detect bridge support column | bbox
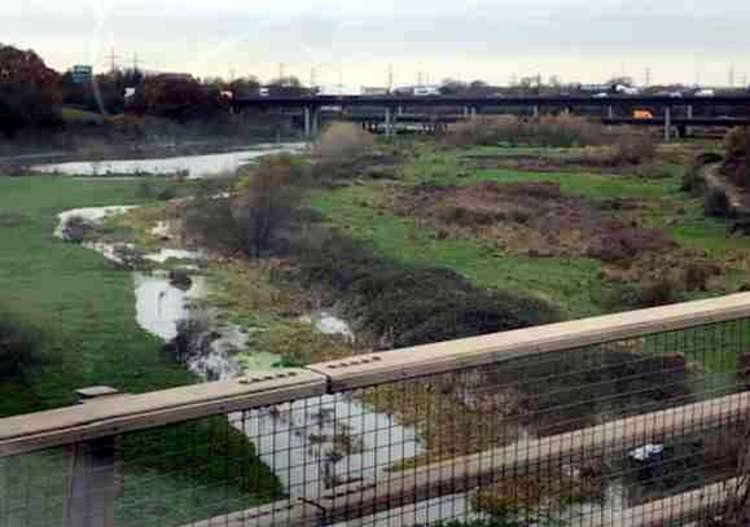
[304,106,312,138]
[398,105,404,116]
[686,105,694,137]
[607,105,614,119]
[470,106,477,120]
[463,105,469,118]
[311,107,320,136]
[664,106,672,142]
[385,106,394,138]
[532,105,540,119]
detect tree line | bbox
[0,43,312,138]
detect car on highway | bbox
[695,89,715,97]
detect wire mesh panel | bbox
[3,310,750,526]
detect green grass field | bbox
[311,143,750,321]
[0,176,187,414]
[0,176,281,525]
[311,184,617,319]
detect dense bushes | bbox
[289,231,559,348]
[613,134,656,164]
[704,187,731,217]
[445,115,606,148]
[0,319,42,380]
[681,152,723,195]
[183,154,305,257]
[313,122,375,179]
[721,127,750,187]
[315,122,374,162]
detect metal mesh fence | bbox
[2,317,750,526]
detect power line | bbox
[107,47,120,74]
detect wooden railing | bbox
[3,293,750,526]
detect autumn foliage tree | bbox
[0,44,62,137]
[232,155,305,257]
[134,74,219,122]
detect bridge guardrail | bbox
[3,294,750,526]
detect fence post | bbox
[64,387,124,527]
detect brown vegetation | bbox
[313,122,376,178]
[445,115,606,148]
[721,127,750,188]
[183,154,305,257]
[388,180,674,263]
[288,228,558,349]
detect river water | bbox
[52,200,455,522]
[33,142,307,179]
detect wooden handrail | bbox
[584,478,743,527]
[2,293,750,457]
[311,293,750,390]
[0,370,326,457]
[183,391,750,527]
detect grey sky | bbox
[3,0,749,86]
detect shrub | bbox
[586,227,674,263]
[721,127,750,187]
[232,154,305,257]
[704,186,731,217]
[184,155,306,257]
[639,274,680,307]
[681,152,723,194]
[613,134,656,165]
[290,230,559,348]
[183,189,244,254]
[445,115,605,148]
[0,319,43,380]
[314,122,375,173]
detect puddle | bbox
[34,143,307,179]
[132,272,205,341]
[54,206,138,239]
[301,311,356,342]
[143,248,205,265]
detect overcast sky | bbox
[3,0,750,87]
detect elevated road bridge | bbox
[232,95,750,140]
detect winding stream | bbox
[52,202,450,521]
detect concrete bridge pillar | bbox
[311,107,320,136]
[304,106,312,138]
[385,106,395,138]
[686,105,694,137]
[532,105,540,119]
[470,106,477,119]
[664,106,672,142]
[607,105,614,119]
